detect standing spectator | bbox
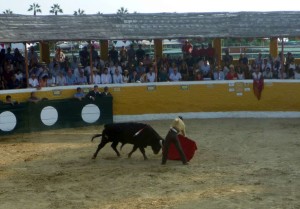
[181,40,192,60]
[119,46,128,63]
[223,49,233,67]
[135,44,145,63]
[4,95,18,106]
[27,46,39,67]
[108,46,119,64]
[79,46,89,67]
[127,44,136,66]
[205,43,216,66]
[86,85,102,101]
[102,86,112,96]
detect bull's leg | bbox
[139,147,148,160]
[111,141,121,157]
[128,145,138,158]
[92,141,107,159]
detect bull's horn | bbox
[159,140,163,147]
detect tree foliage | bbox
[28,3,42,16]
[49,4,63,15]
[74,9,85,16]
[3,9,13,14]
[117,7,128,14]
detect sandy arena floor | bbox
[0,118,299,209]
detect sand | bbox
[0,118,299,209]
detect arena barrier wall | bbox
[1,80,300,134]
[0,96,113,135]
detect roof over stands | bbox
[1,11,300,43]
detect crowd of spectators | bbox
[1,41,300,91]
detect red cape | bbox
[167,135,197,161]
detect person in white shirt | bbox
[101,68,112,84]
[90,68,101,84]
[113,68,123,84]
[146,67,156,82]
[213,66,225,80]
[28,74,39,88]
[169,68,182,81]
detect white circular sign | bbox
[81,104,100,123]
[0,111,17,131]
[40,106,58,126]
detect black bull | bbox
[91,122,164,160]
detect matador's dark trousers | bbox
[161,129,188,165]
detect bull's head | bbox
[152,139,164,154]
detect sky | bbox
[1,0,300,15]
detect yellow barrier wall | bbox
[1,81,300,115]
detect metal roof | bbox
[1,11,300,43]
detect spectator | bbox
[127,44,136,65]
[222,49,233,67]
[129,70,140,83]
[136,44,145,63]
[102,86,112,96]
[4,95,18,106]
[86,85,102,101]
[181,40,192,60]
[28,91,47,103]
[56,71,67,86]
[263,67,273,79]
[200,60,211,79]
[119,46,128,63]
[65,68,77,85]
[158,65,168,82]
[226,64,238,80]
[74,87,85,101]
[101,67,112,84]
[90,68,101,85]
[113,68,123,84]
[76,69,88,85]
[28,73,40,88]
[108,46,119,64]
[146,66,156,82]
[122,69,130,83]
[27,46,39,67]
[79,46,89,67]
[169,68,182,81]
[213,66,225,80]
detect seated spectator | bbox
[113,68,123,84]
[56,71,67,86]
[7,74,21,89]
[294,66,300,79]
[236,66,245,80]
[101,67,112,84]
[4,95,19,106]
[226,64,238,80]
[74,87,85,101]
[102,86,112,96]
[76,69,88,85]
[90,68,101,85]
[169,68,182,81]
[158,65,168,82]
[39,75,48,88]
[28,73,40,88]
[129,70,140,83]
[65,68,77,85]
[194,70,203,81]
[86,85,102,101]
[123,69,130,83]
[213,66,225,80]
[146,67,156,82]
[263,67,273,79]
[200,60,211,79]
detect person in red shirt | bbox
[226,64,238,80]
[181,40,192,60]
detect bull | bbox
[91,122,164,160]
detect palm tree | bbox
[28,3,42,16]
[74,9,85,16]
[97,11,103,15]
[3,9,13,14]
[49,4,63,15]
[117,7,128,14]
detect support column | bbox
[213,38,222,66]
[100,40,109,62]
[39,41,50,63]
[154,39,163,61]
[269,37,278,58]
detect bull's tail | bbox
[91,134,102,142]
